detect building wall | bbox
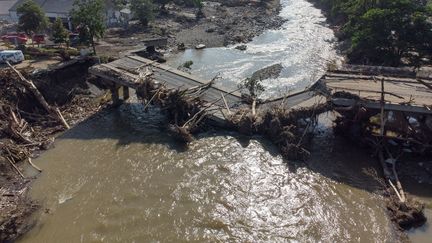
[8,9,126,29]
[0,15,12,22]
[9,11,18,22]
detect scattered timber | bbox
[6,61,70,129]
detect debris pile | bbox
[386,193,427,230]
[0,60,108,242]
[0,68,62,150]
[228,103,330,161]
[331,90,431,230]
[333,93,432,154]
[136,71,214,143]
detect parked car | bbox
[0,50,25,64]
[1,33,28,45]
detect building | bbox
[0,0,19,21]
[9,0,75,28]
[8,0,127,29]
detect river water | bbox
[19,0,430,242]
[166,0,341,99]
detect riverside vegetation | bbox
[312,0,432,66]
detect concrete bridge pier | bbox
[123,86,130,101]
[110,85,130,106]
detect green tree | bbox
[182,0,202,7]
[52,18,69,46]
[70,0,106,55]
[155,0,171,10]
[16,0,48,43]
[346,0,432,65]
[313,0,432,66]
[131,0,155,26]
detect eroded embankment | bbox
[0,58,110,242]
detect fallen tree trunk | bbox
[6,61,70,129]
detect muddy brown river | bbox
[18,0,431,241]
[21,106,401,242]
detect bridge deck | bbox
[89,55,325,125]
[89,55,248,124]
[323,69,432,115]
[89,55,243,107]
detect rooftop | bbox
[9,0,74,14]
[0,0,19,16]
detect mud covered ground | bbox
[97,0,283,57]
[0,58,111,242]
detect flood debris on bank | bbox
[0,58,109,242]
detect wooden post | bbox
[123,86,130,101]
[380,78,385,136]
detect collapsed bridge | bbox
[89,55,327,125]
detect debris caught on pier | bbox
[136,70,215,143]
[326,66,432,230]
[333,98,431,230]
[228,103,330,161]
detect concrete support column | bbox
[123,86,129,101]
[110,85,121,107]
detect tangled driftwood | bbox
[135,70,214,143]
[6,62,69,129]
[332,90,431,230]
[228,103,330,161]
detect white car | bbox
[0,50,25,64]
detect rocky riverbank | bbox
[97,0,283,56]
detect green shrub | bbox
[182,60,193,69]
[66,49,80,56]
[99,55,115,63]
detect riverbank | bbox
[96,0,283,57]
[0,58,110,242]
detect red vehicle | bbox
[1,33,28,45]
[32,34,45,44]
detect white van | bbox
[0,50,25,64]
